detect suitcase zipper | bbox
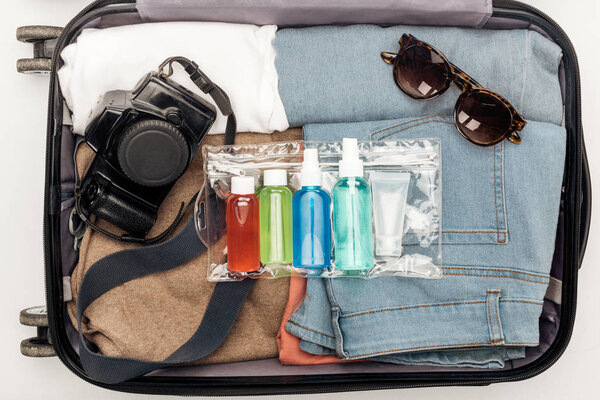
[42,0,586,395]
[42,0,138,387]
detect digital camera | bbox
[78,72,217,237]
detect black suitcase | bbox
[19,0,591,395]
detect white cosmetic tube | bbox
[370,171,411,257]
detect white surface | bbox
[58,22,288,135]
[0,0,598,398]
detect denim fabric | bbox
[287,118,565,367]
[307,116,513,245]
[274,25,563,127]
[298,336,526,369]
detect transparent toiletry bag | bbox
[195,139,442,281]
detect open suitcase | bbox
[18,0,591,395]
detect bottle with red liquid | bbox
[226,176,260,273]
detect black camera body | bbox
[79,72,217,236]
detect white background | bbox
[1,0,598,398]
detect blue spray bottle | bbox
[292,149,332,269]
[333,138,374,271]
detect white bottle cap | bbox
[264,169,288,186]
[300,148,322,186]
[339,138,364,178]
[231,176,255,195]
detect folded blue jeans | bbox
[287,117,565,368]
[274,24,563,127]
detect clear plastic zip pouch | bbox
[195,139,442,281]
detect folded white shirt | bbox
[58,21,289,135]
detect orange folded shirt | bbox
[276,277,348,365]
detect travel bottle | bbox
[226,176,260,273]
[259,169,293,264]
[292,149,332,269]
[370,172,410,257]
[332,138,374,271]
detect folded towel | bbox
[58,22,289,135]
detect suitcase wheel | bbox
[20,306,49,327]
[20,337,56,358]
[16,58,52,75]
[16,25,62,74]
[19,306,56,358]
[16,25,63,43]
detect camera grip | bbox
[80,174,157,237]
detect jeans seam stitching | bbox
[377,120,455,141]
[503,300,543,306]
[488,289,502,342]
[443,273,549,285]
[340,299,544,319]
[340,301,487,319]
[344,342,539,359]
[286,320,335,339]
[325,279,341,311]
[441,266,549,278]
[369,115,452,138]
[520,31,530,112]
[331,309,346,357]
[500,142,508,242]
[494,145,501,242]
[437,352,505,361]
[494,291,504,343]
[487,292,495,341]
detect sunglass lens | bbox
[455,92,513,146]
[394,45,450,99]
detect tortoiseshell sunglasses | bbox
[381,33,526,146]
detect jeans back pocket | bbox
[304,115,508,244]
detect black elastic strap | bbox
[76,217,256,384]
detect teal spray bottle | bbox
[332,138,374,271]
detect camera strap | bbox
[74,56,237,245]
[158,56,237,146]
[75,214,256,384]
[73,58,254,383]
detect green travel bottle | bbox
[333,138,374,271]
[259,169,293,264]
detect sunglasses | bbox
[381,34,526,146]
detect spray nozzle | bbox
[300,148,322,187]
[339,138,364,178]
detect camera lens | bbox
[117,119,190,187]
